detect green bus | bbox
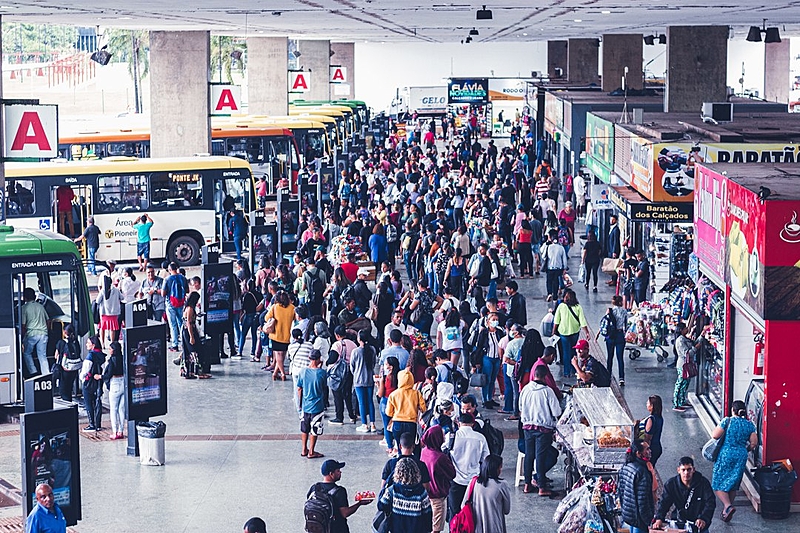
[0,226,92,404]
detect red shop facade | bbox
[694,163,800,503]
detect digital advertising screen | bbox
[448,78,489,105]
[203,262,234,335]
[125,323,168,420]
[20,406,81,526]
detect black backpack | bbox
[477,419,505,456]
[446,364,469,396]
[304,483,339,533]
[599,310,617,340]
[588,357,612,388]
[307,269,326,305]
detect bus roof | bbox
[289,106,345,118]
[217,116,326,130]
[6,156,252,177]
[60,125,293,144]
[0,225,82,258]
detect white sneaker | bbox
[355,424,369,433]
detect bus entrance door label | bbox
[3,104,58,159]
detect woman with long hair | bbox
[350,330,378,433]
[324,267,351,328]
[516,218,534,278]
[712,400,757,522]
[96,275,122,345]
[517,328,545,389]
[436,308,464,368]
[264,290,295,380]
[468,454,511,533]
[182,291,208,379]
[445,247,466,300]
[54,324,82,402]
[80,336,106,432]
[375,356,401,452]
[119,267,138,303]
[638,395,664,466]
[552,289,589,378]
[375,281,395,347]
[239,279,261,362]
[102,341,126,439]
[378,458,433,533]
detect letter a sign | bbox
[289,71,310,93]
[4,104,58,158]
[330,66,347,84]
[210,84,242,116]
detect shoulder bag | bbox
[450,476,478,533]
[702,417,730,462]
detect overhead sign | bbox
[488,78,528,101]
[288,71,310,93]
[585,113,615,183]
[4,103,58,158]
[543,92,563,136]
[409,86,448,114]
[609,185,693,223]
[330,66,347,84]
[591,183,614,210]
[447,78,489,105]
[210,84,242,115]
[694,164,727,282]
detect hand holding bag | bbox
[702,417,730,462]
[449,476,478,533]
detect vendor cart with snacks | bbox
[623,301,671,362]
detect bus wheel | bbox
[169,236,200,266]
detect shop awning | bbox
[609,185,693,223]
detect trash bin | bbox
[753,462,798,519]
[136,421,166,466]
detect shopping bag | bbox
[577,264,586,284]
[601,258,622,273]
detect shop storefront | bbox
[693,163,800,502]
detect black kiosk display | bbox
[300,172,321,221]
[20,405,82,526]
[249,209,278,274]
[277,190,301,256]
[124,322,168,456]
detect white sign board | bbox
[592,184,614,210]
[330,66,347,84]
[488,78,529,101]
[288,71,310,93]
[210,85,242,115]
[408,86,448,114]
[4,104,58,158]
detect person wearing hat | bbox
[352,267,372,317]
[571,339,611,388]
[297,348,328,459]
[74,215,101,276]
[308,459,370,533]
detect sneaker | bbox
[355,424,369,433]
[329,419,344,426]
[172,357,181,366]
[672,406,687,412]
[618,379,625,387]
[369,423,377,433]
[350,418,358,424]
[82,425,97,432]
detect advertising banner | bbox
[20,406,82,526]
[408,86,448,114]
[125,323,168,420]
[701,144,800,165]
[447,78,489,105]
[543,92,563,136]
[725,179,765,317]
[763,199,800,320]
[251,222,278,273]
[585,113,615,183]
[694,165,728,282]
[488,78,527,101]
[592,183,614,210]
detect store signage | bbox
[209,85,241,115]
[447,78,489,105]
[585,113,614,184]
[408,87,448,114]
[488,78,527,101]
[763,199,800,321]
[592,184,614,210]
[702,144,800,164]
[628,202,693,222]
[543,92,563,136]
[330,66,347,83]
[726,178,766,318]
[4,104,58,158]
[288,71,310,93]
[694,165,727,281]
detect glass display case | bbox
[570,388,634,466]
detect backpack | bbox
[341,182,352,197]
[327,357,348,392]
[599,311,618,340]
[167,275,186,309]
[477,419,505,456]
[307,269,326,305]
[386,223,398,243]
[449,366,469,396]
[588,357,612,388]
[557,226,570,247]
[304,483,339,533]
[339,285,355,308]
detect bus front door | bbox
[215,177,252,254]
[51,185,93,244]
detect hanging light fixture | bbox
[469,28,479,36]
[746,19,781,43]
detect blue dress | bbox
[711,416,756,492]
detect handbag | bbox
[682,358,698,379]
[469,372,487,388]
[372,507,390,533]
[449,476,478,533]
[264,317,277,335]
[702,417,730,462]
[601,257,622,273]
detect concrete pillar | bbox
[547,40,568,80]
[247,37,288,115]
[330,42,354,99]
[764,39,790,104]
[149,31,210,157]
[299,40,330,101]
[602,34,643,91]
[568,38,600,85]
[665,26,728,113]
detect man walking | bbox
[74,216,101,276]
[447,413,489,519]
[541,229,567,302]
[520,365,562,496]
[297,349,327,459]
[654,457,715,533]
[25,483,66,533]
[161,262,189,353]
[505,280,527,326]
[133,213,154,272]
[21,288,49,377]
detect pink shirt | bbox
[531,358,563,400]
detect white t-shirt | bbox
[437,320,464,352]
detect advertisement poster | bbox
[700,144,800,165]
[125,324,168,420]
[203,262,234,332]
[252,223,277,269]
[592,184,614,210]
[487,78,527,101]
[447,78,489,105]
[585,113,614,183]
[725,179,765,317]
[763,199,800,320]
[20,406,81,526]
[543,92,563,136]
[694,165,728,282]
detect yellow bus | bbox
[6,156,254,266]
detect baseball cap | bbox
[573,339,590,350]
[321,459,345,475]
[357,267,370,277]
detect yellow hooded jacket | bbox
[386,370,426,423]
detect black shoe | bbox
[329,419,344,426]
[82,425,97,432]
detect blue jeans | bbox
[238,313,258,356]
[605,330,626,380]
[560,333,579,378]
[502,371,519,413]
[487,279,497,301]
[404,251,415,283]
[391,420,417,450]
[379,397,392,447]
[355,386,375,424]
[166,305,183,349]
[233,233,245,260]
[415,313,433,338]
[87,246,98,275]
[481,356,501,404]
[232,312,242,349]
[23,334,49,376]
[629,527,649,533]
[523,428,558,486]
